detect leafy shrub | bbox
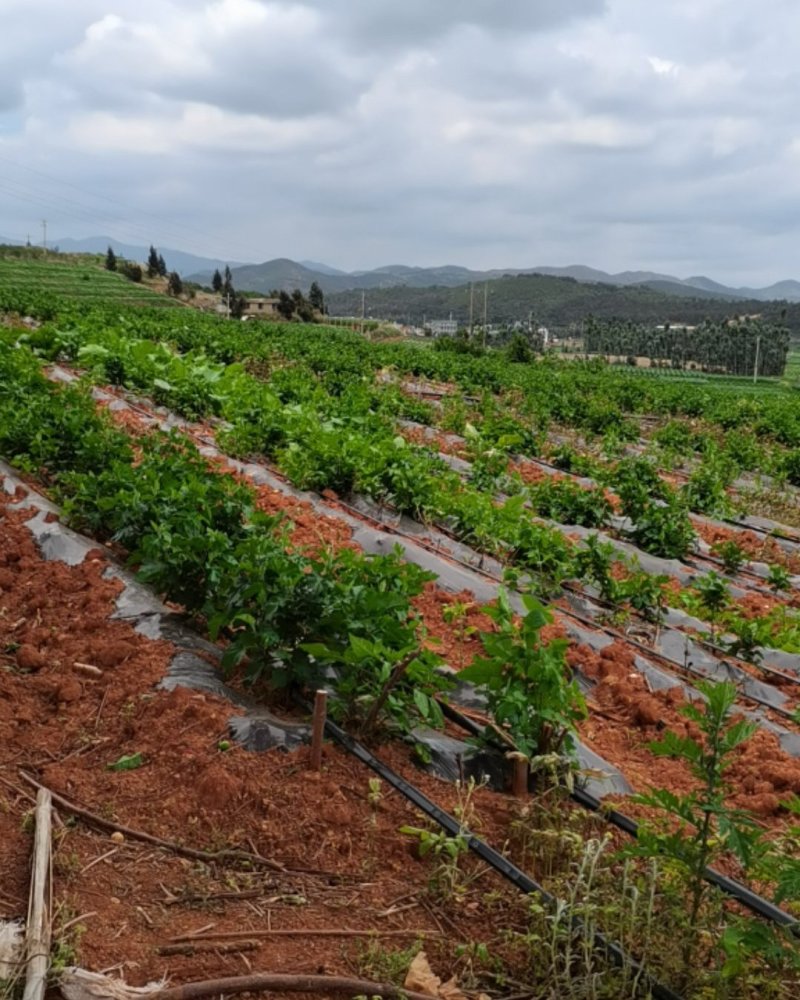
[460,590,586,759]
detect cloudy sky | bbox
[1,0,798,283]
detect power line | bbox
[0,152,266,262]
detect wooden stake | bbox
[508,753,529,799]
[23,787,51,1000]
[310,690,327,771]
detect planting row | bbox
[15,316,800,681]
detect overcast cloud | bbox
[1,0,799,283]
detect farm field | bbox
[2,284,800,998]
[0,250,182,312]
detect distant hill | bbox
[53,237,244,279]
[199,256,800,304]
[638,279,745,301]
[31,237,800,304]
[742,280,800,301]
[325,273,800,335]
[299,260,348,276]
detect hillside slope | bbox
[325,272,800,333]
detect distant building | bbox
[244,297,279,317]
[426,318,459,337]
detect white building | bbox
[426,318,459,336]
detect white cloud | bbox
[0,1,800,283]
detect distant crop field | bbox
[0,254,181,308]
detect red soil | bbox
[0,486,530,992]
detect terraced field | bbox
[2,286,800,999]
[0,251,182,311]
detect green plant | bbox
[460,590,586,761]
[528,477,612,529]
[627,680,762,990]
[767,563,792,594]
[399,824,471,901]
[355,938,423,986]
[573,534,621,604]
[400,779,485,902]
[724,617,765,665]
[509,836,659,1000]
[713,538,747,576]
[617,566,670,626]
[694,571,731,643]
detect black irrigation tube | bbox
[323,716,683,1000]
[437,700,800,934]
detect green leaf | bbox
[107,752,144,772]
[413,688,430,719]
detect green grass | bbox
[785,349,800,381]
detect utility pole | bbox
[753,334,761,384]
[41,220,47,252]
[482,282,488,348]
[468,283,474,339]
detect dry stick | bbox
[150,973,435,1000]
[309,689,327,771]
[22,787,51,1000]
[157,940,260,957]
[18,773,287,874]
[168,928,442,944]
[163,888,264,907]
[360,648,420,737]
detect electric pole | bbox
[482,282,488,348]
[41,220,47,251]
[753,334,761,383]
[468,283,474,339]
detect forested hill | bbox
[325,273,800,335]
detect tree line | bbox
[105,244,185,298]
[582,315,791,376]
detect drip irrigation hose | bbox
[323,717,682,1000]
[58,377,798,929]
[437,700,800,934]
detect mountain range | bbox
[190,257,800,303]
[4,234,800,303]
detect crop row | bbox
[13,310,800,673]
[6,296,800,990]
[0,340,455,737]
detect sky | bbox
[1,0,799,284]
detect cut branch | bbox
[153,973,436,1000]
[168,928,442,943]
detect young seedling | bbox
[767,562,792,594]
[694,570,731,644]
[627,680,761,990]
